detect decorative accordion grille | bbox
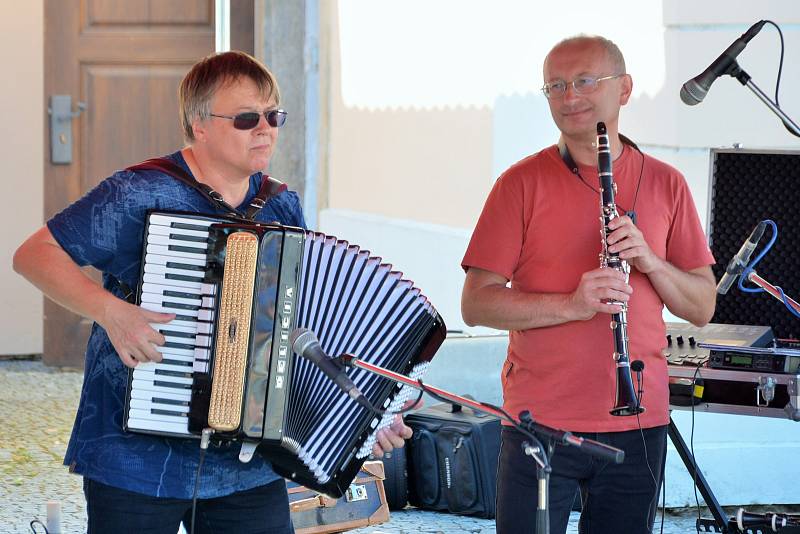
[288,232,439,483]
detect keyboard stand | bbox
[667,416,730,532]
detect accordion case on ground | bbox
[123,211,446,496]
[287,460,389,534]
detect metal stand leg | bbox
[668,416,730,531]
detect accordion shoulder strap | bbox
[245,174,288,220]
[126,156,287,221]
[112,157,289,304]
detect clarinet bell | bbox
[733,508,797,532]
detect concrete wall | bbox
[0,2,43,355]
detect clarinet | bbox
[596,121,644,416]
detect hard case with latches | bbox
[286,460,390,533]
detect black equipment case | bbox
[374,446,409,510]
[405,401,501,518]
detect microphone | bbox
[680,20,766,105]
[519,411,625,463]
[631,360,645,408]
[717,221,768,295]
[290,328,365,402]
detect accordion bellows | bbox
[124,211,446,497]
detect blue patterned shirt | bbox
[47,151,306,498]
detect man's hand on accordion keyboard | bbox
[371,413,413,458]
[370,398,422,457]
[100,298,175,368]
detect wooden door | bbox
[43,0,221,367]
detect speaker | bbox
[708,148,800,339]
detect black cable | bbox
[660,459,666,534]
[420,379,550,468]
[357,382,425,417]
[760,19,796,137]
[763,20,784,107]
[572,144,645,219]
[690,365,701,534]
[631,148,645,219]
[29,520,49,534]
[352,375,549,468]
[634,366,659,534]
[188,429,213,534]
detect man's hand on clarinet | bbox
[568,267,632,320]
[607,215,662,274]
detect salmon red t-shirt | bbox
[462,144,715,432]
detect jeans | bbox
[83,478,294,534]
[496,425,667,534]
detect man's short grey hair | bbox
[547,35,627,75]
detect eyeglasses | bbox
[541,74,623,99]
[209,109,287,130]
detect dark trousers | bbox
[83,478,294,534]
[496,425,667,534]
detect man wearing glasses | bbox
[14,51,410,533]
[461,36,716,533]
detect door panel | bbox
[86,0,212,25]
[44,0,217,366]
[82,64,192,189]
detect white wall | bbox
[323,0,800,509]
[325,0,800,335]
[0,2,43,355]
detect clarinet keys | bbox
[596,121,644,417]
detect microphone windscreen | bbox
[290,328,314,353]
[680,82,703,106]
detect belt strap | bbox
[126,157,287,220]
[110,157,289,303]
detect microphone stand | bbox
[335,353,626,534]
[740,268,800,422]
[519,411,554,534]
[727,60,800,137]
[742,269,800,316]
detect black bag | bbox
[405,401,500,518]
[375,446,409,510]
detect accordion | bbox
[123,211,446,496]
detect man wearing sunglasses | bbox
[461,36,716,533]
[14,50,411,533]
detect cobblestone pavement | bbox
[0,359,783,534]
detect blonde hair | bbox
[179,50,280,142]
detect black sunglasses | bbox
[209,109,287,130]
